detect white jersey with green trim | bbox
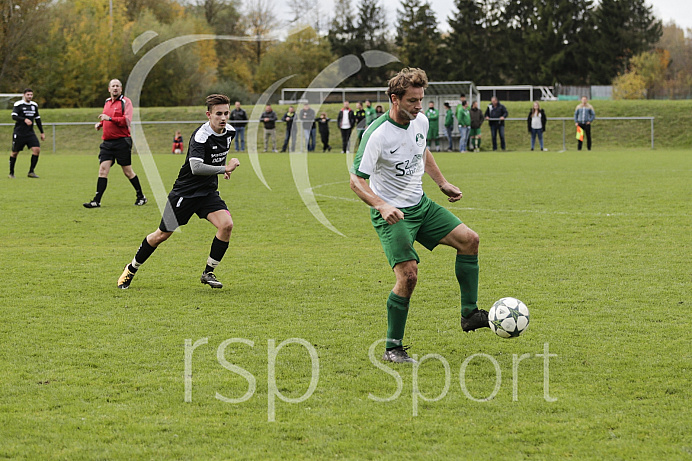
[351,112,429,208]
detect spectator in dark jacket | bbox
[230,101,248,152]
[281,106,296,152]
[316,112,331,152]
[469,101,484,152]
[484,97,509,151]
[260,104,278,152]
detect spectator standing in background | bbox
[260,104,278,152]
[354,101,367,151]
[316,112,331,152]
[484,97,508,151]
[443,102,454,151]
[364,100,378,127]
[337,101,355,153]
[300,103,316,152]
[281,106,296,152]
[527,102,547,151]
[172,130,184,154]
[426,101,440,152]
[456,100,471,152]
[574,96,595,151]
[230,101,248,152]
[468,101,484,152]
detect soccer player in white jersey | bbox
[350,68,488,364]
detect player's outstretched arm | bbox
[349,173,404,224]
[424,148,462,202]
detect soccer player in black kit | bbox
[10,88,45,178]
[117,94,240,289]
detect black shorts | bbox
[98,137,132,166]
[12,133,40,152]
[159,192,229,232]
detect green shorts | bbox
[469,128,481,137]
[370,194,462,268]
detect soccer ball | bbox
[488,297,530,338]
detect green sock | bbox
[470,138,475,149]
[456,254,479,317]
[386,291,410,349]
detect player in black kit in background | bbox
[117,94,240,289]
[10,89,45,178]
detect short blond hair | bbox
[386,68,428,101]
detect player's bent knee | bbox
[468,229,480,249]
[405,270,417,288]
[222,221,233,235]
[395,261,418,293]
[461,229,479,254]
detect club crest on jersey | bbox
[415,133,424,147]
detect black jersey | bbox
[12,100,43,137]
[170,122,235,198]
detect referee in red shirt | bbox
[83,79,147,208]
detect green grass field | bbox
[1,146,690,459]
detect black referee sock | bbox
[129,175,143,198]
[205,237,229,273]
[130,237,157,272]
[29,154,39,173]
[9,156,16,175]
[94,177,107,203]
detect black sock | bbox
[205,237,229,273]
[94,177,108,203]
[130,237,157,272]
[29,154,39,173]
[129,175,143,198]
[9,156,16,175]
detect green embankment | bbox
[1,100,690,154]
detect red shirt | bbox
[98,95,133,140]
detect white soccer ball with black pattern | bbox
[488,297,530,338]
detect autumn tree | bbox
[255,27,336,91]
[0,0,51,93]
[244,0,280,69]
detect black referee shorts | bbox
[99,137,133,166]
[159,192,229,232]
[12,133,40,152]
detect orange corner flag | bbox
[576,126,584,141]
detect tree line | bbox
[0,0,688,108]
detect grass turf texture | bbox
[1,147,690,459]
